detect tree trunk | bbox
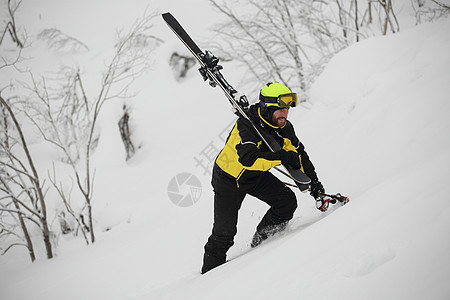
[88,203,95,243]
[0,95,53,259]
[14,202,36,262]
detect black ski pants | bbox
[202,166,297,273]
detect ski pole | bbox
[283,181,349,204]
[319,192,349,204]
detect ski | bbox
[162,12,310,191]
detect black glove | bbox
[309,179,325,199]
[278,150,301,170]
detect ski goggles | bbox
[260,93,298,108]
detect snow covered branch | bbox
[19,11,161,245]
[0,0,25,48]
[0,94,52,262]
[208,0,407,100]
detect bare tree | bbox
[1,0,27,72]
[0,0,24,48]
[1,7,160,262]
[48,164,90,245]
[0,0,53,262]
[209,0,312,100]
[0,170,36,262]
[377,0,400,34]
[208,0,365,100]
[0,99,35,261]
[208,0,404,100]
[22,12,161,244]
[411,0,450,24]
[0,93,53,260]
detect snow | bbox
[1,1,450,300]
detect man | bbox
[201,82,325,274]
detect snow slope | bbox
[1,1,450,300]
[137,18,450,300]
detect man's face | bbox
[272,108,289,127]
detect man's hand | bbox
[310,180,328,212]
[310,180,325,199]
[278,150,301,169]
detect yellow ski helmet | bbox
[259,82,298,109]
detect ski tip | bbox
[162,12,173,21]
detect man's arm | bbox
[235,117,280,168]
[281,122,319,181]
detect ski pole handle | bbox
[319,192,349,204]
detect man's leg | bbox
[201,189,245,274]
[249,172,297,247]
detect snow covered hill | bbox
[135,18,450,300]
[1,1,450,300]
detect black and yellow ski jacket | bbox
[213,104,318,190]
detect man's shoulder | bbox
[235,105,263,142]
[237,104,259,125]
